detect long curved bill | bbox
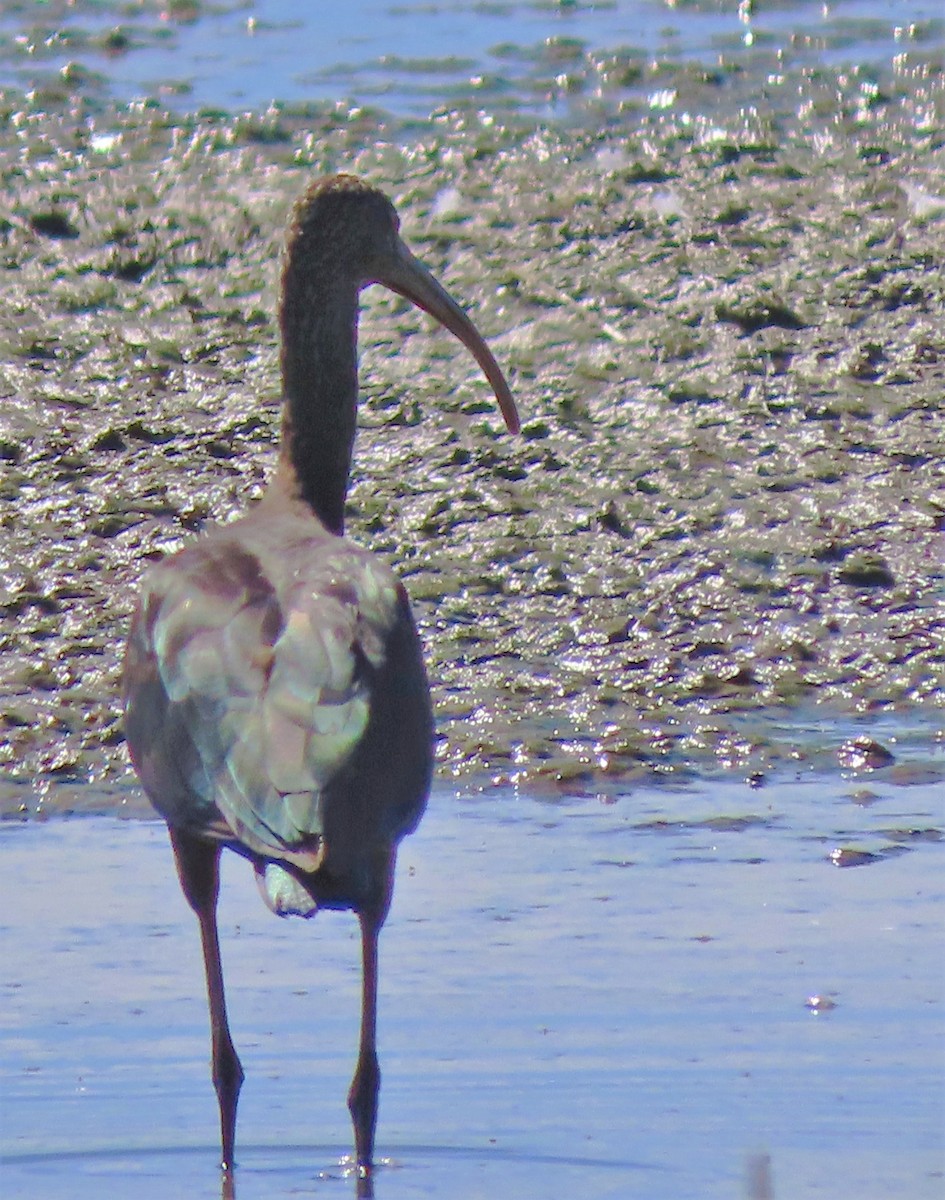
[376,240,520,435]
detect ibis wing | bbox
[123,524,403,868]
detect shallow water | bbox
[0,0,942,115]
[3,773,943,1198]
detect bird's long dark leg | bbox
[348,903,386,1195]
[347,848,396,1188]
[170,828,245,1174]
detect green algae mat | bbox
[0,52,943,814]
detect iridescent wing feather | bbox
[123,512,404,873]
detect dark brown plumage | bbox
[123,174,518,1192]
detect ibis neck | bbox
[278,277,360,536]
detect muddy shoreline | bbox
[0,48,943,815]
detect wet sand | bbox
[3,772,943,1198]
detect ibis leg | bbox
[348,909,383,1193]
[170,829,245,1173]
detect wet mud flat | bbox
[0,43,944,811]
[2,769,943,1200]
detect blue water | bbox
[2,771,943,1199]
[1,0,942,115]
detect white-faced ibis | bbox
[123,174,519,1190]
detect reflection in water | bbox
[746,1153,774,1199]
